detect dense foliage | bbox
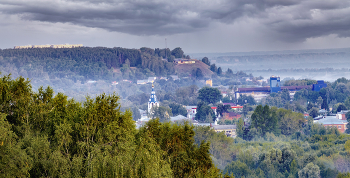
[0,47,177,81]
[0,74,227,177]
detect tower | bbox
[148,83,159,113]
[270,76,281,93]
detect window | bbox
[338,126,342,129]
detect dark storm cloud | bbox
[1,0,350,41]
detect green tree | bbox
[224,161,251,178]
[217,67,222,76]
[210,64,217,73]
[171,47,184,58]
[226,68,233,77]
[192,68,203,79]
[150,106,172,122]
[277,108,304,136]
[144,119,221,177]
[317,96,323,108]
[169,103,187,117]
[0,113,31,177]
[344,96,350,109]
[131,106,141,120]
[202,57,210,66]
[309,107,319,118]
[198,87,222,104]
[298,162,320,178]
[216,104,231,117]
[337,104,347,112]
[281,89,291,102]
[250,105,279,136]
[195,102,216,122]
[338,173,350,178]
[321,99,329,110]
[307,102,314,110]
[237,94,256,105]
[237,118,244,138]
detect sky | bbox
[1,0,350,53]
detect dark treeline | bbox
[0,73,233,177]
[0,47,184,81]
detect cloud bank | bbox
[1,0,350,42]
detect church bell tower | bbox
[148,83,159,113]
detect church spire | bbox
[148,82,159,113]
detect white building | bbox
[148,83,159,113]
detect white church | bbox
[148,83,159,113]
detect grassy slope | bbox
[174,59,213,77]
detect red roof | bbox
[193,106,243,110]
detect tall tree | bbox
[237,118,244,138]
[195,102,216,122]
[198,87,222,104]
[210,64,217,73]
[202,57,210,66]
[217,67,222,76]
[250,105,279,136]
[171,47,184,58]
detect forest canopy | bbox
[0,73,227,177]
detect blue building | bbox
[313,80,327,91]
[235,76,327,102]
[270,76,281,93]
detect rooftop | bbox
[314,116,348,125]
[211,125,237,130]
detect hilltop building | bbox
[14,44,83,49]
[235,76,327,102]
[148,83,159,113]
[173,58,195,64]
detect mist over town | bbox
[1,0,350,177]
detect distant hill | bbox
[0,47,190,81]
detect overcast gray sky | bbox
[1,0,350,53]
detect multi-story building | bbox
[336,110,349,120]
[314,116,348,133]
[14,44,83,49]
[235,76,327,102]
[210,124,237,137]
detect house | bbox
[187,105,244,119]
[211,124,237,137]
[221,91,228,97]
[206,80,212,87]
[186,106,197,119]
[336,110,349,120]
[319,109,327,115]
[174,58,195,64]
[222,112,241,120]
[159,77,167,80]
[170,115,192,123]
[137,80,148,85]
[170,75,179,80]
[148,77,157,83]
[314,116,348,133]
[303,113,309,119]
